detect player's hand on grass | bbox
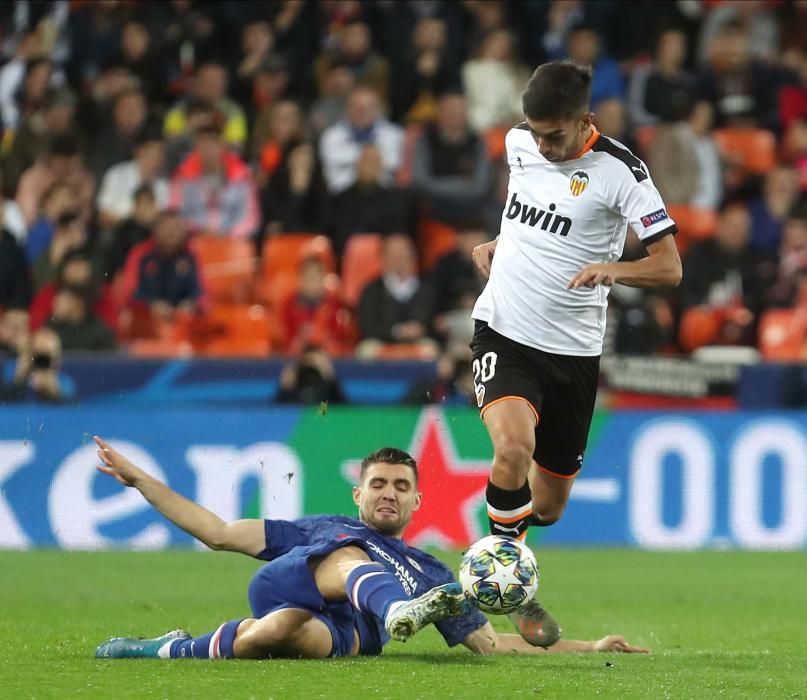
[472,239,498,279]
[568,263,618,289]
[593,635,649,654]
[95,436,146,487]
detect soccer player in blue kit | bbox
[93,436,646,659]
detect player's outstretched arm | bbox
[462,623,649,655]
[568,234,681,290]
[94,435,266,556]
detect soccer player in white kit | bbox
[471,61,682,541]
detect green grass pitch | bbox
[1,549,805,699]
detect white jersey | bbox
[472,125,677,356]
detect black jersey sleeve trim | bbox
[592,135,648,182]
[642,224,678,246]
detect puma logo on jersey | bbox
[505,192,572,237]
[492,522,522,536]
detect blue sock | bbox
[167,619,244,659]
[346,563,409,622]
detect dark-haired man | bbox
[471,61,682,541]
[93,439,646,659]
[16,134,95,226]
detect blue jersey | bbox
[256,515,487,648]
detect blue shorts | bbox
[247,545,382,658]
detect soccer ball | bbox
[459,535,539,614]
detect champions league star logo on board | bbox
[570,170,589,196]
[404,411,489,547]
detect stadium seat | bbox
[666,205,718,252]
[258,234,335,305]
[483,126,509,162]
[263,270,299,313]
[678,306,723,352]
[342,234,383,307]
[758,308,807,361]
[120,305,194,343]
[374,343,439,360]
[192,303,271,357]
[200,336,272,357]
[713,128,777,175]
[262,234,335,276]
[419,219,458,271]
[190,235,257,303]
[128,338,194,358]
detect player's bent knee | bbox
[494,441,533,475]
[235,613,305,658]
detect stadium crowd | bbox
[1,0,807,400]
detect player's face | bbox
[353,463,421,537]
[525,113,593,162]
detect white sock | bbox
[156,640,175,659]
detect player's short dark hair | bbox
[360,448,418,482]
[521,60,593,121]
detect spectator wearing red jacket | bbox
[169,120,260,239]
[29,251,117,332]
[281,256,352,355]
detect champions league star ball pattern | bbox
[459,535,539,614]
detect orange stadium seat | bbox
[678,306,723,352]
[262,234,336,277]
[128,338,194,358]
[483,126,509,162]
[374,343,439,360]
[200,336,271,357]
[713,128,777,175]
[758,308,807,361]
[263,270,299,312]
[666,205,718,253]
[342,234,383,307]
[120,305,194,343]
[258,234,335,305]
[190,235,256,303]
[192,303,271,357]
[418,219,458,271]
